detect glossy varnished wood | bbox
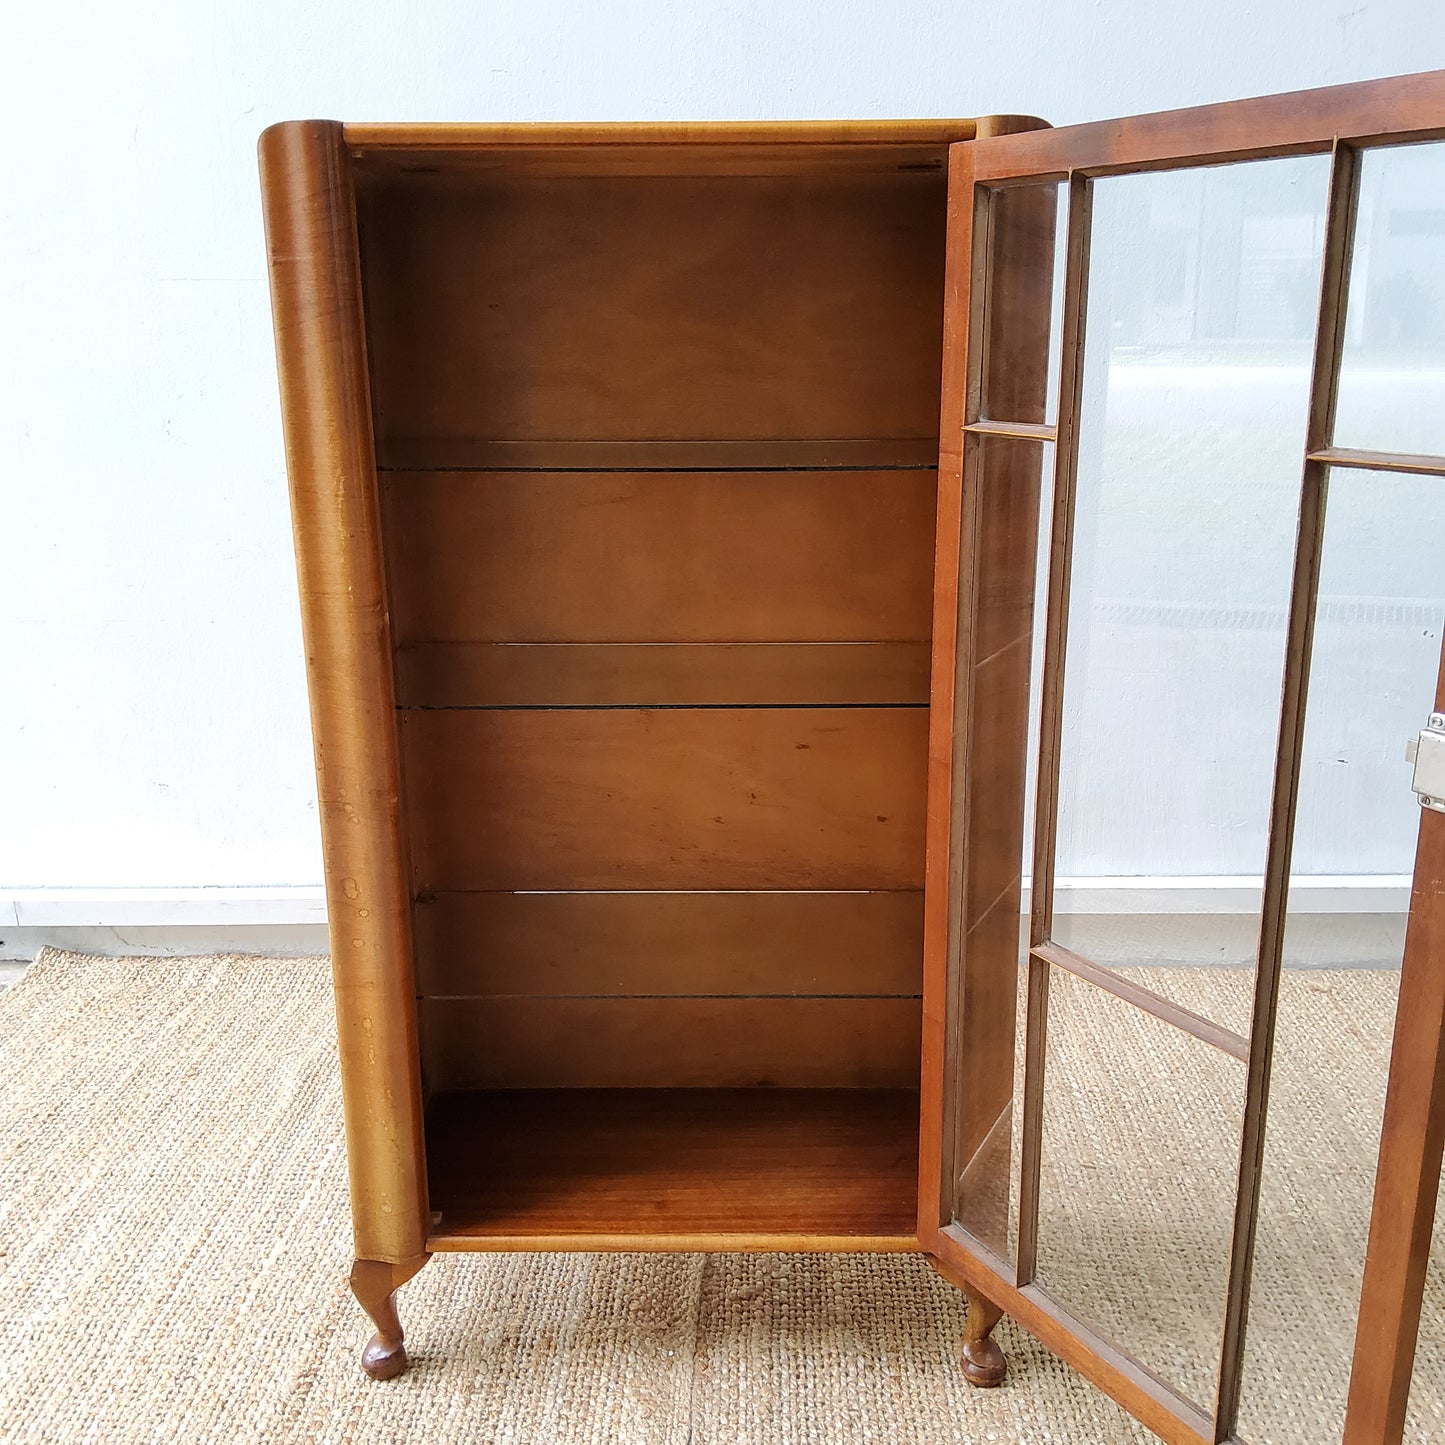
[1343,656,1445,1442]
[1214,139,1362,1436]
[393,642,931,708]
[921,70,1445,1445]
[412,889,922,998]
[962,1293,1008,1387]
[399,706,928,892]
[1031,941,1250,1063]
[969,69,1445,181]
[258,120,429,1265]
[917,145,1055,1260]
[266,86,1445,1427]
[927,1247,1215,1445]
[373,436,939,471]
[357,171,948,458]
[379,469,936,646]
[345,119,984,147]
[419,996,923,1089]
[1308,445,1445,479]
[350,1254,430,1380]
[425,1088,919,1249]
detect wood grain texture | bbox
[394,642,931,708]
[926,1248,1215,1445]
[979,183,1059,425]
[419,996,923,1089]
[1014,173,1093,1299]
[923,73,1445,1445]
[1215,142,1363,1436]
[357,173,947,456]
[1343,658,1445,1443]
[352,143,955,181]
[258,119,430,1265]
[971,68,1445,181]
[374,437,938,471]
[425,1088,920,1247]
[380,470,936,645]
[400,706,928,891]
[345,119,980,147]
[343,124,982,188]
[412,889,923,998]
[1031,942,1249,1062]
[1308,445,1445,478]
[917,154,1054,1252]
[918,140,979,1242]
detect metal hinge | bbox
[1406,712,1445,814]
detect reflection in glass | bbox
[952,439,1055,1266]
[979,182,1064,427]
[1334,142,1445,458]
[1045,183,1068,424]
[1035,966,1244,1410]
[1049,154,1332,1041]
[1237,469,1445,1444]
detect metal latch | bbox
[1406,712,1445,814]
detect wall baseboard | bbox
[0,877,1416,962]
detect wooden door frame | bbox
[919,69,1445,1445]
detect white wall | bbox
[2,0,1444,899]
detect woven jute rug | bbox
[0,949,1438,1444]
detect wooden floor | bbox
[425,1087,920,1252]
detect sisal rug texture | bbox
[0,948,1437,1443]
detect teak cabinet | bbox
[261,71,1445,1445]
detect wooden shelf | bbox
[425,1087,919,1252]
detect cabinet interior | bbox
[353,141,950,1245]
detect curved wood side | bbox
[258,119,429,1264]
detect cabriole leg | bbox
[350,1254,430,1380]
[961,1291,1008,1387]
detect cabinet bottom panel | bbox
[425,1087,919,1251]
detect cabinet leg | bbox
[350,1253,430,1380]
[961,1292,1008,1387]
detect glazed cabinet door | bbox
[919,71,1445,1444]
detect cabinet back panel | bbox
[400,706,928,892]
[419,997,922,1089]
[380,470,935,646]
[394,641,930,708]
[357,173,947,459]
[361,156,946,1096]
[413,889,923,997]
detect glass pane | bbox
[1334,141,1445,458]
[1045,185,1068,425]
[978,182,1064,427]
[1237,468,1445,1444]
[951,437,1054,1266]
[1049,154,1333,1042]
[1034,965,1245,1410]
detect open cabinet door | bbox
[919,71,1445,1445]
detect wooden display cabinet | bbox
[261,71,1445,1445]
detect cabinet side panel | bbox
[258,120,429,1264]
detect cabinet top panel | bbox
[328,118,1042,180]
[342,118,987,147]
